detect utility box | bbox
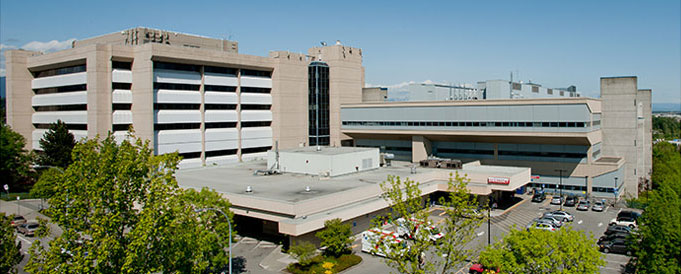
[267,146,380,177]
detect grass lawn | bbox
[287,253,362,274]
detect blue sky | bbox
[1,0,679,103]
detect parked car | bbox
[576,200,591,211]
[592,200,606,212]
[543,210,574,222]
[533,216,563,228]
[617,210,641,220]
[599,238,632,255]
[469,263,500,274]
[17,222,39,237]
[599,232,629,243]
[11,216,26,228]
[605,225,632,235]
[526,220,558,232]
[610,217,637,228]
[532,191,546,202]
[564,196,577,207]
[550,196,564,205]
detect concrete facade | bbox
[600,77,652,198]
[4,27,365,168]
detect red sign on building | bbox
[488,177,510,185]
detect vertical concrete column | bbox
[4,50,36,148]
[199,66,206,166]
[411,135,432,163]
[86,44,113,138]
[131,46,155,146]
[236,69,242,161]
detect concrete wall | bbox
[600,77,648,197]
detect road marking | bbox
[351,244,359,249]
[598,222,603,227]
[439,211,447,216]
[477,231,485,236]
[16,235,32,245]
[577,220,583,225]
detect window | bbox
[241,87,271,93]
[112,83,132,90]
[241,121,271,127]
[205,149,237,157]
[112,61,132,70]
[34,105,87,112]
[204,104,236,110]
[547,89,553,95]
[113,124,132,131]
[154,82,200,91]
[34,84,87,95]
[205,85,236,92]
[532,86,539,93]
[204,66,237,75]
[154,62,200,72]
[560,91,564,96]
[242,146,272,154]
[154,123,200,130]
[177,151,201,159]
[34,123,86,130]
[241,105,271,110]
[241,69,271,78]
[205,122,237,128]
[113,104,132,110]
[512,83,521,90]
[154,103,200,110]
[33,64,86,78]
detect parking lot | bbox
[346,194,634,274]
[3,195,634,274]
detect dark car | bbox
[599,238,632,255]
[564,196,577,207]
[599,232,629,243]
[17,222,39,237]
[11,216,26,228]
[532,191,546,202]
[617,211,641,220]
[605,225,632,235]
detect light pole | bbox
[196,207,232,274]
[554,169,565,211]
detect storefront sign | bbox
[488,176,510,185]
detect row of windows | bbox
[154,62,201,72]
[113,124,132,131]
[154,121,271,130]
[154,82,200,91]
[113,83,132,90]
[241,87,271,93]
[205,66,237,75]
[34,84,87,95]
[113,104,132,111]
[242,146,272,154]
[342,121,591,128]
[593,120,601,126]
[34,123,87,130]
[154,103,200,110]
[498,150,587,159]
[178,151,202,159]
[33,64,86,78]
[206,122,236,128]
[33,105,87,112]
[112,61,132,70]
[242,105,271,110]
[241,69,271,78]
[437,147,494,156]
[205,104,236,110]
[153,62,272,78]
[205,85,236,92]
[205,149,237,157]
[309,137,330,146]
[527,183,588,191]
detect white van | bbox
[361,229,407,257]
[395,217,445,242]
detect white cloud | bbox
[21,38,76,53]
[0,44,17,50]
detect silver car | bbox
[550,196,564,205]
[533,216,562,227]
[543,210,574,222]
[577,200,591,211]
[592,201,606,212]
[526,220,557,232]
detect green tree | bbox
[652,116,681,140]
[37,120,76,168]
[25,134,235,274]
[633,184,681,274]
[372,173,484,274]
[651,142,681,194]
[478,226,604,273]
[316,218,353,257]
[30,168,62,208]
[0,213,24,274]
[0,123,32,189]
[289,241,317,267]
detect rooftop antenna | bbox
[320,41,327,46]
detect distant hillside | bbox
[653,103,681,113]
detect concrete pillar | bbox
[131,46,154,146]
[411,135,432,163]
[86,44,113,138]
[4,50,37,148]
